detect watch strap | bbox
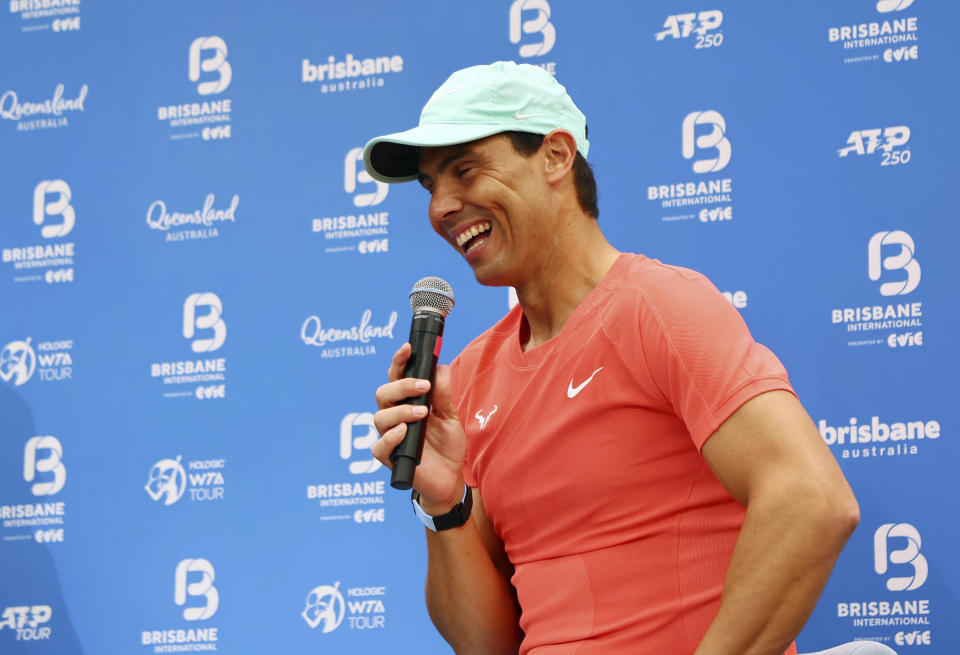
[412,484,472,531]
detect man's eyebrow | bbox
[417,148,472,186]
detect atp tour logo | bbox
[0,338,73,386]
[654,11,723,49]
[146,193,238,243]
[156,37,233,141]
[341,413,382,475]
[826,1,918,65]
[302,583,386,632]
[0,605,53,643]
[646,110,733,225]
[149,294,228,400]
[838,126,911,166]
[312,147,391,254]
[2,180,76,285]
[509,0,557,74]
[0,82,87,132]
[875,523,927,591]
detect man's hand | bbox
[372,343,467,514]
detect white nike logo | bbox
[423,85,462,110]
[514,111,544,120]
[567,367,603,398]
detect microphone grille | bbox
[409,277,454,316]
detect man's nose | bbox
[428,181,464,223]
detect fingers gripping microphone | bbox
[390,277,455,490]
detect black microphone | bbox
[390,277,455,490]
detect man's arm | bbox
[695,390,860,655]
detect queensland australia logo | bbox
[146,456,225,505]
[827,2,918,65]
[654,10,723,49]
[1,437,67,545]
[302,52,404,94]
[0,82,86,132]
[149,293,227,400]
[838,126,910,167]
[9,0,80,35]
[146,193,238,243]
[831,231,924,349]
[301,308,397,359]
[141,559,220,651]
[157,36,232,141]
[647,110,733,225]
[0,338,73,386]
[312,148,390,255]
[3,180,76,285]
[0,605,53,643]
[509,0,556,74]
[302,582,386,632]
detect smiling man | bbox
[363,61,859,655]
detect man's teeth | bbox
[456,222,492,248]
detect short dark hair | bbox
[503,131,599,219]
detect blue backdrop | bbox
[1,1,956,653]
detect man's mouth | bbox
[455,221,492,253]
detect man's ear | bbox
[541,129,578,184]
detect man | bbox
[364,61,859,655]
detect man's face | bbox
[417,134,549,287]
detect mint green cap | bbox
[363,61,589,183]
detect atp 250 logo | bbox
[874,523,927,591]
[655,11,723,49]
[838,126,911,167]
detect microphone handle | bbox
[390,310,445,490]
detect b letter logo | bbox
[509,0,555,57]
[868,231,920,296]
[340,413,382,474]
[33,180,75,238]
[189,37,231,95]
[344,148,387,208]
[874,523,927,591]
[876,0,915,12]
[682,111,730,173]
[175,558,219,621]
[24,436,65,496]
[183,293,226,353]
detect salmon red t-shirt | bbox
[449,253,797,654]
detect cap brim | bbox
[362,123,511,183]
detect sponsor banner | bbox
[721,289,748,310]
[141,559,220,653]
[145,456,226,505]
[819,415,940,461]
[8,0,80,34]
[300,309,397,360]
[301,53,404,95]
[149,294,227,400]
[0,605,53,643]
[302,582,387,633]
[509,0,557,74]
[647,110,734,224]
[146,193,238,243]
[0,83,86,132]
[312,149,390,254]
[829,231,925,350]
[833,523,934,648]
[1,437,67,545]
[654,10,724,49]
[0,337,73,387]
[157,37,233,142]
[305,413,386,524]
[837,126,911,167]
[2,180,77,284]
[826,1,919,65]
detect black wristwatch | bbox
[411,484,473,531]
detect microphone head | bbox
[409,277,455,317]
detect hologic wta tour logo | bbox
[149,293,228,399]
[833,522,934,646]
[826,1,918,65]
[311,148,390,254]
[302,582,387,633]
[8,0,81,35]
[0,437,67,545]
[830,231,925,350]
[654,10,723,49]
[1,338,73,387]
[306,412,386,525]
[145,456,226,505]
[141,559,221,652]
[156,36,233,142]
[0,82,87,132]
[2,180,77,285]
[646,110,734,225]
[146,193,238,243]
[508,0,557,75]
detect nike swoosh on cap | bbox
[514,111,544,120]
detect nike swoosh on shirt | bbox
[567,367,604,398]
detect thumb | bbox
[431,364,457,418]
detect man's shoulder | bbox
[450,304,520,374]
[597,253,720,315]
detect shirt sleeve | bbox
[447,354,479,487]
[633,265,795,451]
